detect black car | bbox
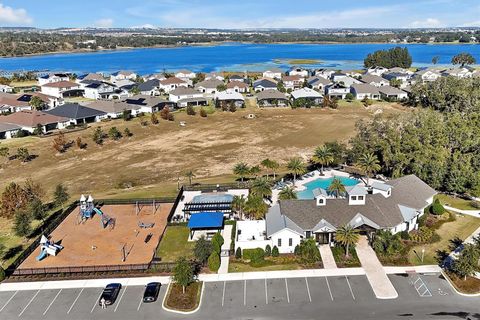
[143,282,161,303]
[99,283,122,306]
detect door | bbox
[315,232,329,244]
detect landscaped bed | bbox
[444,272,480,295]
[156,226,195,262]
[229,254,322,273]
[331,246,361,268]
[164,282,203,312]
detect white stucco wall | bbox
[269,229,302,254]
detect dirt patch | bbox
[164,282,202,312]
[19,203,172,269]
[446,272,480,294]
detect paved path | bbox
[444,205,480,218]
[355,236,398,299]
[318,245,337,269]
[218,225,233,274]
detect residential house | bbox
[110,71,137,83]
[137,79,160,96]
[205,72,225,81]
[38,73,70,86]
[83,81,118,100]
[415,69,441,83]
[17,92,62,109]
[366,66,388,76]
[169,88,207,108]
[288,67,309,78]
[325,83,350,99]
[389,67,413,75]
[41,81,82,99]
[343,70,363,78]
[175,70,196,81]
[226,81,249,93]
[195,79,224,94]
[359,74,389,87]
[441,67,474,79]
[331,73,361,87]
[0,94,31,113]
[77,73,105,82]
[290,88,323,106]
[313,69,335,79]
[215,91,245,108]
[282,75,304,90]
[45,103,106,125]
[144,73,167,81]
[256,90,289,107]
[159,77,188,93]
[0,110,69,133]
[123,95,175,113]
[0,84,13,93]
[87,100,141,119]
[261,175,436,253]
[253,79,277,92]
[382,72,412,88]
[263,68,283,80]
[307,76,331,92]
[228,75,246,83]
[0,122,21,139]
[350,83,381,100]
[379,86,409,100]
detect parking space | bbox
[388,272,456,302]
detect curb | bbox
[162,281,204,314]
[440,269,480,297]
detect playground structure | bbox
[36,235,64,261]
[78,195,116,230]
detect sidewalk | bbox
[444,205,480,218]
[355,236,398,299]
[318,244,337,269]
[218,224,233,274]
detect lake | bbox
[0,42,479,75]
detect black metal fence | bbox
[183,182,249,192]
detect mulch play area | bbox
[19,203,172,269]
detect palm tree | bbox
[356,152,381,186]
[251,177,272,199]
[335,225,359,258]
[261,158,273,179]
[249,165,261,178]
[184,170,196,186]
[244,195,268,220]
[232,195,246,219]
[270,160,280,180]
[233,162,250,182]
[278,187,297,200]
[328,177,346,198]
[312,145,334,175]
[372,230,402,256]
[287,157,306,184]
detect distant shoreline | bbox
[0,40,476,59]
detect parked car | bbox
[143,282,161,303]
[99,283,122,306]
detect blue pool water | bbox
[0,43,478,74]
[296,176,360,200]
[191,193,233,203]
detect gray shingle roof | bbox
[266,204,304,237]
[138,79,160,92]
[371,181,392,192]
[45,103,106,120]
[256,90,286,100]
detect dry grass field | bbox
[0,101,407,200]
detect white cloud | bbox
[94,18,114,28]
[460,20,480,27]
[0,3,32,25]
[409,18,442,28]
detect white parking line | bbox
[345,276,355,300]
[43,289,62,315]
[90,290,103,313]
[136,296,143,312]
[264,278,268,305]
[325,277,333,301]
[18,289,40,317]
[114,286,127,312]
[284,278,290,303]
[0,290,17,313]
[243,280,246,306]
[67,288,84,314]
[305,277,312,302]
[221,281,226,307]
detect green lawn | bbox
[436,194,479,211]
[228,259,302,272]
[408,214,480,265]
[156,226,195,262]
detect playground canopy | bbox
[187,212,224,229]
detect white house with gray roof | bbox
[259,175,436,253]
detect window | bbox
[306,231,311,238]
[278,238,282,247]
[387,190,391,196]
[351,196,357,200]
[289,238,293,246]
[358,196,364,200]
[318,198,324,204]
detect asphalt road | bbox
[0,273,478,320]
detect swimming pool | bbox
[191,193,234,203]
[296,176,360,199]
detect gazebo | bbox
[187,212,224,241]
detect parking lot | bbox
[0,273,476,320]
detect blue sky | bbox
[1,0,480,29]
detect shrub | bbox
[208,252,220,272]
[470,201,480,209]
[0,266,5,282]
[211,233,224,254]
[345,93,354,101]
[243,248,265,263]
[294,245,300,255]
[186,105,196,116]
[417,213,427,227]
[167,113,175,121]
[399,231,410,240]
[229,104,237,113]
[296,238,321,263]
[200,108,207,117]
[160,107,170,120]
[431,199,445,215]
[193,236,212,266]
[92,127,105,145]
[124,128,133,137]
[108,127,122,140]
[235,247,242,259]
[272,246,279,257]
[410,226,434,243]
[265,244,271,257]
[151,113,159,124]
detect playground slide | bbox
[93,208,103,215]
[36,249,47,261]
[52,243,64,250]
